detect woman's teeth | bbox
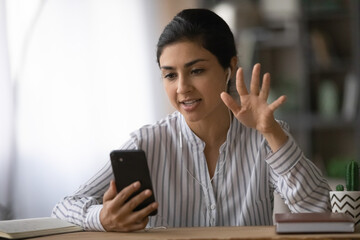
[182,99,200,105]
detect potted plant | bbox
[330,160,360,229]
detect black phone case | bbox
[110,150,157,216]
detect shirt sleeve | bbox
[266,122,331,213]
[51,139,138,231]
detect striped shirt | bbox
[51,111,331,231]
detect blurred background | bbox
[0,0,359,220]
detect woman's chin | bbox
[182,112,202,123]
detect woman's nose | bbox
[177,76,192,94]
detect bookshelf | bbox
[296,0,360,176]
[204,0,360,177]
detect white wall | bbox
[4,0,167,219]
[0,0,13,220]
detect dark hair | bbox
[156,8,237,69]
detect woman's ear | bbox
[230,56,238,79]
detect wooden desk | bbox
[32,226,360,240]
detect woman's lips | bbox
[179,99,201,111]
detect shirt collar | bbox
[178,112,204,148]
[177,111,236,150]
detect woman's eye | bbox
[191,69,204,75]
[164,73,177,80]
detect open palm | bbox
[221,63,286,134]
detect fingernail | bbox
[133,181,140,188]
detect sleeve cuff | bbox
[85,205,106,231]
[265,135,302,175]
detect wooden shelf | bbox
[203,0,360,176]
[280,113,356,131]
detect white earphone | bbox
[226,67,231,86]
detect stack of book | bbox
[275,212,355,233]
[0,217,82,239]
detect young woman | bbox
[52,8,331,232]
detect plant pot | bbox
[330,191,360,230]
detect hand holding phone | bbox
[100,179,157,232]
[110,150,157,216]
[99,150,158,232]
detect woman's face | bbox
[159,40,229,124]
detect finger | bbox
[236,67,248,96]
[250,63,261,95]
[125,216,149,232]
[120,199,157,232]
[112,181,141,209]
[129,202,158,224]
[259,72,270,100]
[221,92,241,114]
[269,95,287,112]
[123,189,154,214]
[103,180,118,203]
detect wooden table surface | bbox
[31,225,360,240]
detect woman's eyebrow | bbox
[184,59,207,68]
[160,59,208,70]
[160,66,174,70]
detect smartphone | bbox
[110,149,157,216]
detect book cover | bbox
[0,217,83,239]
[275,212,355,233]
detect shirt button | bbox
[210,204,216,210]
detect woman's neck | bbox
[187,109,231,146]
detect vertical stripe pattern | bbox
[51,111,331,230]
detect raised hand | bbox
[100,180,158,232]
[221,63,288,151]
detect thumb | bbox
[269,95,287,112]
[103,180,117,202]
[220,92,241,114]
